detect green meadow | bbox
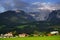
[0,36,60,40]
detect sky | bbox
[0,0,60,12]
[22,0,60,3]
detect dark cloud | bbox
[13,0,29,10]
[0,0,29,11]
[0,0,14,11]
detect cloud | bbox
[0,0,14,9]
[0,0,60,12]
[25,2,60,12]
[0,5,5,13]
[31,2,60,11]
[13,0,29,10]
[0,0,29,11]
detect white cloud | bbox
[0,5,5,13]
[32,2,40,5]
[31,2,57,11]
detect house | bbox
[19,33,29,37]
[4,32,13,38]
[50,31,59,35]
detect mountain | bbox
[28,10,50,21]
[47,10,60,24]
[0,10,60,34]
[0,10,35,25]
[28,12,41,21]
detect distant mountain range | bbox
[0,10,60,33]
[0,10,60,24]
[0,10,35,25]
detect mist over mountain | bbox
[0,9,60,22]
[28,10,50,21]
[47,10,60,23]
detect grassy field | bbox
[0,36,60,40]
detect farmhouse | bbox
[4,32,13,38]
[19,33,29,37]
[50,31,59,35]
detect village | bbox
[0,31,59,38]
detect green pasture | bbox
[0,36,60,40]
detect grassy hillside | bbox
[0,36,60,40]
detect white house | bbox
[50,31,59,35]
